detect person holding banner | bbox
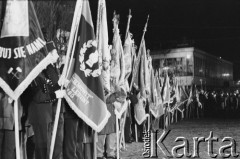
[27,65,65,159]
[97,87,126,159]
[0,90,23,159]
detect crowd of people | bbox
[204,89,240,118]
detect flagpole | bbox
[129,15,149,90]
[14,99,21,159]
[124,9,132,41]
[94,0,104,158]
[120,9,132,150]
[49,1,83,159]
[116,114,120,159]
[112,11,121,159]
[128,15,149,143]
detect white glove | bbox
[55,90,66,99]
[58,75,65,86]
[8,97,13,104]
[64,79,70,88]
[58,76,70,88]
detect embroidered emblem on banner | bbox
[79,40,101,77]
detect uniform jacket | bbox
[28,64,62,125]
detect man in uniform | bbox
[28,64,64,159]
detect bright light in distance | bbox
[163,66,169,70]
[186,54,191,59]
[222,73,230,77]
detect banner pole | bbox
[124,9,132,41]
[93,131,97,159]
[49,1,83,159]
[119,9,132,149]
[119,100,129,149]
[129,15,149,91]
[116,111,120,159]
[14,99,21,159]
[94,0,103,157]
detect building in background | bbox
[151,47,233,88]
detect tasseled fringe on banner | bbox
[114,100,129,119]
[0,51,59,100]
[64,94,111,132]
[134,113,149,126]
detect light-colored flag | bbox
[110,13,125,92]
[150,71,164,118]
[134,38,148,125]
[96,0,111,92]
[139,39,148,98]
[110,12,127,116]
[1,0,29,37]
[162,73,171,104]
[123,32,133,92]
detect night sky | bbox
[90,0,240,63]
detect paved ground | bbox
[120,118,240,159]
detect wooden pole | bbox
[14,99,21,159]
[124,9,132,41]
[93,131,97,159]
[134,124,138,142]
[119,9,132,149]
[116,113,120,159]
[129,15,149,144]
[49,1,83,159]
[147,114,150,130]
[129,15,149,91]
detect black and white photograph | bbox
[0,0,240,159]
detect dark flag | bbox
[0,0,58,100]
[64,0,110,132]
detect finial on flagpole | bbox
[113,11,120,32]
[124,9,132,40]
[128,9,132,19]
[143,15,150,33]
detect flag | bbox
[64,0,110,132]
[130,43,140,91]
[133,38,148,125]
[0,0,58,100]
[110,13,125,92]
[186,85,193,107]
[132,16,149,124]
[110,12,127,116]
[150,70,164,118]
[176,85,188,111]
[180,85,189,102]
[123,32,133,92]
[134,96,148,125]
[139,39,148,98]
[123,10,133,93]
[162,73,171,104]
[96,0,111,92]
[145,51,152,99]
